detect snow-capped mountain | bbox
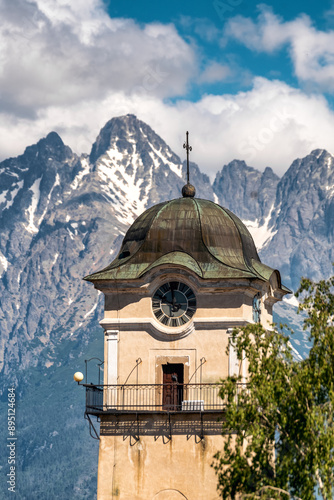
[0,114,333,499]
[260,149,334,290]
[0,114,215,377]
[1,115,334,377]
[213,160,280,223]
[89,114,214,224]
[213,151,334,291]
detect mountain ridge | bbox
[0,114,332,375]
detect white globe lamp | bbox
[73,372,84,383]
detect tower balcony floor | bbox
[84,382,244,416]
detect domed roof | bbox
[85,197,288,290]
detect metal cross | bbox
[183,131,192,184]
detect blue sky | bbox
[105,0,334,99]
[2,0,334,177]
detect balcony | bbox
[84,383,233,415]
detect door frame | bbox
[155,355,190,410]
[162,363,184,410]
[155,355,190,385]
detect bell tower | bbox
[82,134,289,500]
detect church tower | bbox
[83,134,289,500]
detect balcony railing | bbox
[84,383,242,413]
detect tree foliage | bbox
[213,274,334,499]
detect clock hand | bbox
[161,297,172,306]
[171,289,183,312]
[161,291,177,307]
[161,296,176,316]
[172,289,177,311]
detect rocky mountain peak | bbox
[45,131,64,146]
[213,160,280,222]
[262,166,276,178]
[89,114,179,166]
[310,148,327,158]
[260,148,334,290]
[275,149,334,207]
[87,115,197,224]
[23,131,72,165]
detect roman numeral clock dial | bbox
[152,282,197,327]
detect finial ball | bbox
[182,183,196,198]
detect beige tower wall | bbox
[97,415,227,500]
[92,269,282,500]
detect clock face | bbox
[152,281,197,327]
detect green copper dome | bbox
[84,197,288,288]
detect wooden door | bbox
[162,364,184,411]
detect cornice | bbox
[99,317,251,340]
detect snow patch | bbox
[147,140,183,178]
[213,193,219,204]
[6,171,19,178]
[70,157,90,190]
[25,178,42,233]
[52,253,59,266]
[107,148,124,162]
[5,181,24,210]
[38,174,60,225]
[17,269,22,285]
[97,141,151,224]
[288,341,303,361]
[283,295,299,308]
[0,252,9,277]
[243,205,277,251]
[0,190,8,205]
[83,302,97,318]
[0,181,24,211]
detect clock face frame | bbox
[152,281,197,328]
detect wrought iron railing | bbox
[84,383,241,413]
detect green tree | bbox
[213,274,334,499]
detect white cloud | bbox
[0,0,196,117]
[199,62,231,83]
[179,16,220,43]
[141,78,334,178]
[224,9,292,52]
[225,7,334,92]
[3,77,334,180]
[2,1,334,180]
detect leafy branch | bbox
[214,273,334,500]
